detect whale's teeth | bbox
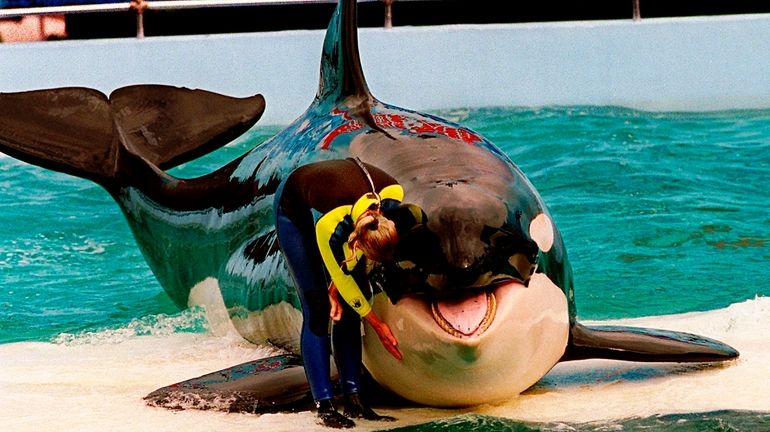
[431,291,496,338]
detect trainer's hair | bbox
[347,209,398,263]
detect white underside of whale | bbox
[188,277,302,352]
[362,272,570,406]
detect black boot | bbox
[342,393,396,422]
[316,399,355,429]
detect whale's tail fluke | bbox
[561,323,739,363]
[0,85,265,190]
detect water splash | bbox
[53,307,210,346]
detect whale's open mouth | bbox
[431,290,497,338]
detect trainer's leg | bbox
[332,301,363,395]
[332,302,395,422]
[275,207,333,401]
[274,204,354,428]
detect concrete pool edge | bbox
[2,13,770,125]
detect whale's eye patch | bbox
[529,213,554,252]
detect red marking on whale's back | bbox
[320,111,483,149]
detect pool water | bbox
[457,106,770,319]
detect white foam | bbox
[0,297,767,431]
[0,332,300,432]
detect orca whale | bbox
[0,0,737,410]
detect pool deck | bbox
[2,13,770,125]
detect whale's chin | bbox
[362,273,571,407]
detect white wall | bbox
[2,13,770,125]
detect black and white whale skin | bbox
[0,0,737,409]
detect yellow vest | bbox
[314,184,404,316]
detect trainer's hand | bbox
[328,282,342,322]
[364,311,402,360]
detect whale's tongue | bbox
[431,291,495,337]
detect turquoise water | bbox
[384,412,770,432]
[1,106,768,342]
[1,106,769,430]
[457,106,770,318]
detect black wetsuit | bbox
[273,158,404,403]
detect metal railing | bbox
[633,0,640,21]
[1,0,647,40]
[0,0,391,38]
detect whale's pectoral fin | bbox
[560,323,739,363]
[110,85,265,170]
[144,354,314,413]
[0,87,118,183]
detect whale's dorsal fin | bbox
[315,0,394,139]
[561,323,739,363]
[0,86,264,187]
[317,0,370,103]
